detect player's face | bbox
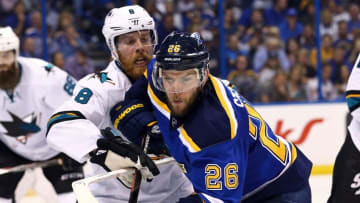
[0,50,16,72]
[116,30,154,80]
[163,69,202,117]
[0,50,19,90]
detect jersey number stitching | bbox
[205,163,238,190]
[75,88,93,104]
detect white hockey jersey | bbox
[46,60,193,203]
[346,54,360,151]
[0,56,75,161]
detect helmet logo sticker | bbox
[131,19,139,25]
[129,9,135,14]
[168,44,181,53]
[191,32,203,45]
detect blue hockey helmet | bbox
[152,32,210,93]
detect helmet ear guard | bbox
[102,5,157,61]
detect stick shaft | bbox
[0,158,62,175]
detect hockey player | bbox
[328,53,360,203]
[46,5,193,203]
[110,32,313,202]
[0,26,83,203]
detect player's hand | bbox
[90,128,160,179]
[110,99,158,144]
[110,99,169,156]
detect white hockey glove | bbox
[90,128,160,187]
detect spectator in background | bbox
[237,1,266,37]
[263,0,288,26]
[299,3,315,26]
[333,20,352,54]
[1,0,27,37]
[286,38,300,66]
[330,0,349,25]
[299,24,316,50]
[287,64,307,101]
[278,8,303,43]
[305,63,338,101]
[257,70,289,103]
[320,8,337,38]
[258,52,283,86]
[348,37,360,64]
[227,54,257,101]
[64,48,95,80]
[253,36,290,72]
[226,33,243,74]
[24,10,43,58]
[157,12,180,44]
[51,51,65,70]
[329,45,352,83]
[51,25,87,58]
[223,7,237,34]
[310,34,333,68]
[348,4,360,34]
[335,64,350,96]
[21,36,39,57]
[298,48,316,78]
[269,70,289,102]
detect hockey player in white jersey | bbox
[0,26,84,203]
[328,53,360,202]
[46,5,193,203]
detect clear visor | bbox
[116,30,157,49]
[152,64,206,93]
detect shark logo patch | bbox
[0,111,41,144]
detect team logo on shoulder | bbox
[44,63,55,73]
[90,72,115,85]
[0,111,41,144]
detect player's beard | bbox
[167,87,201,118]
[119,52,153,80]
[0,62,20,90]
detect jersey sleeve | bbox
[46,76,114,163]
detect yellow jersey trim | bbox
[147,84,171,113]
[209,75,237,139]
[180,126,201,152]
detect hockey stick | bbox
[72,157,175,203]
[0,158,63,175]
[128,134,150,203]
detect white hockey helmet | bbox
[102,5,158,61]
[0,26,19,57]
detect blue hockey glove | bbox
[90,128,160,178]
[110,99,157,144]
[110,100,169,156]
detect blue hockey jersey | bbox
[123,63,312,202]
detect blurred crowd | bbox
[0,0,357,103]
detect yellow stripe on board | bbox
[311,165,333,175]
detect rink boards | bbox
[255,102,347,175]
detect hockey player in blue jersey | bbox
[109,32,313,202]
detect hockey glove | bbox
[110,99,157,144]
[110,100,169,156]
[90,128,160,182]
